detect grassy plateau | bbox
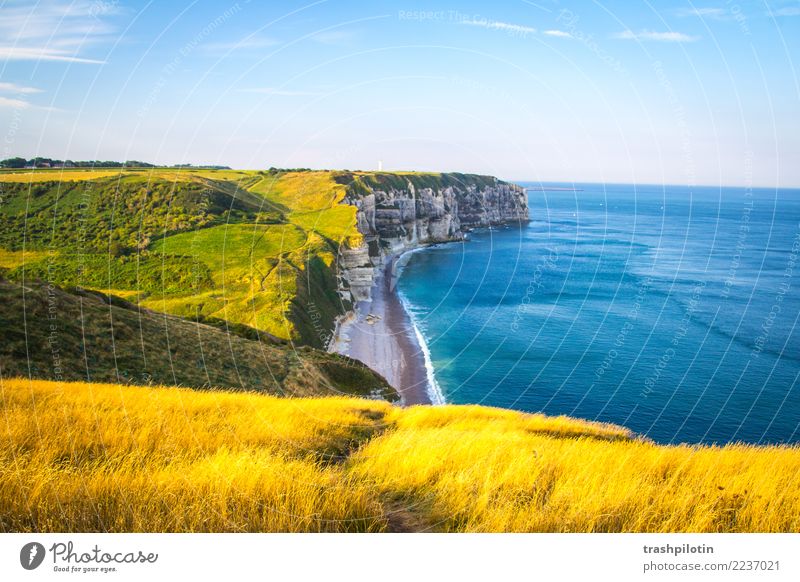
[0,168,358,346]
[0,168,500,346]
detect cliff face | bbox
[336,173,529,302]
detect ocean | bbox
[397,182,800,445]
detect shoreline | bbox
[331,249,442,406]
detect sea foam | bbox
[395,251,447,405]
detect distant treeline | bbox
[0,157,231,170]
[265,167,314,173]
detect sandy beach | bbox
[332,255,433,405]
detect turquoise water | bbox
[397,183,800,444]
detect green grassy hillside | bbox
[0,174,268,253]
[0,168,504,347]
[0,278,396,400]
[339,170,498,196]
[0,169,353,345]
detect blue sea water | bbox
[397,183,800,445]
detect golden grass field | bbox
[2,378,799,533]
[0,168,258,183]
[0,249,51,269]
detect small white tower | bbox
[378,160,383,171]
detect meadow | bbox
[0,168,498,345]
[0,169,358,345]
[145,223,309,334]
[0,167,260,184]
[2,378,798,533]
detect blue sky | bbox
[0,0,798,186]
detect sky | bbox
[0,0,798,187]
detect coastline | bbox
[331,250,443,406]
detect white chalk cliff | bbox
[337,174,529,302]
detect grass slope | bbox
[0,168,510,345]
[0,279,396,400]
[2,378,797,533]
[0,169,360,345]
[0,174,264,253]
[145,223,308,334]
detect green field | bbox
[0,169,359,344]
[0,168,500,347]
[145,223,309,334]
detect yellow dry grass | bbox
[82,287,142,301]
[0,170,127,183]
[248,171,362,247]
[0,168,259,184]
[352,406,800,532]
[0,378,391,532]
[0,249,52,269]
[2,378,799,533]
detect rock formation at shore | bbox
[336,173,529,302]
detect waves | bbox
[397,288,446,405]
[411,317,447,405]
[394,184,800,444]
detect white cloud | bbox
[676,7,727,18]
[773,6,800,16]
[0,0,119,64]
[201,36,281,55]
[0,47,106,63]
[614,30,700,42]
[543,29,573,38]
[239,87,320,96]
[0,82,43,94]
[461,19,536,36]
[0,96,31,108]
